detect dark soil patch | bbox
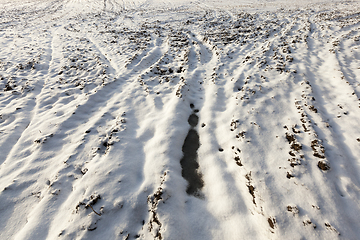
[180,129,204,195]
[188,114,199,127]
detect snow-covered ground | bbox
[1,0,360,239]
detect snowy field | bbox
[1,0,360,239]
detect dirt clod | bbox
[285,133,295,144]
[287,205,299,215]
[291,142,302,151]
[268,217,276,229]
[286,172,294,179]
[318,160,330,171]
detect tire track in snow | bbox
[0,30,56,240]
[0,30,56,173]
[10,27,180,239]
[2,31,158,240]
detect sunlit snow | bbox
[1,0,360,239]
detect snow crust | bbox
[1,0,360,239]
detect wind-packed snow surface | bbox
[1,0,360,239]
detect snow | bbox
[1,0,360,239]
